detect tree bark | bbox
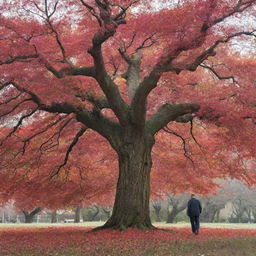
[152,203,162,222]
[102,207,111,220]
[23,207,41,223]
[166,208,179,223]
[99,131,155,230]
[74,207,81,223]
[51,210,57,223]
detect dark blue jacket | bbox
[187,198,202,217]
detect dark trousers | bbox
[189,215,200,233]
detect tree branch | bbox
[0,81,13,91]
[75,92,110,109]
[20,115,68,154]
[88,1,129,126]
[39,117,73,152]
[51,126,87,178]
[0,54,39,65]
[163,127,194,164]
[10,82,121,149]
[177,31,256,73]
[0,98,33,118]
[112,0,139,23]
[79,0,102,26]
[0,92,23,106]
[135,33,156,52]
[0,108,38,147]
[131,5,256,124]
[199,63,238,84]
[189,120,201,148]
[43,61,95,79]
[147,103,200,135]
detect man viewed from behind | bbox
[187,194,202,235]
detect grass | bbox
[1,223,256,255]
[1,221,256,228]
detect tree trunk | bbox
[210,209,217,223]
[51,210,57,223]
[24,213,33,223]
[102,207,111,220]
[23,207,41,223]
[166,208,179,223]
[154,208,161,222]
[100,132,155,230]
[74,207,81,223]
[215,209,220,223]
[152,200,162,222]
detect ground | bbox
[1,223,256,255]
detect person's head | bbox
[191,193,195,198]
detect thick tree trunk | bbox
[23,207,41,223]
[100,132,155,230]
[74,207,81,223]
[102,207,111,219]
[154,208,161,222]
[166,208,179,223]
[51,210,57,223]
[24,214,33,223]
[152,200,162,222]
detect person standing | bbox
[187,194,202,235]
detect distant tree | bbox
[74,207,82,223]
[166,193,189,223]
[152,199,163,222]
[82,205,100,221]
[50,210,58,223]
[226,180,255,223]
[22,207,42,224]
[200,194,228,223]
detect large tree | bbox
[1,0,256,230]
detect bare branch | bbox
[107,56,120,78]
[51,126,87,178]
[0,108,38,147]
[199,63,238,84]
[79,0,102,26]
[135,33,156,52]
[118,32,137,63]
[113,0,139,22]
[20,115,67,154]
[125,32,137,50]
[179,31,256,73]
[45,17,66,61]
[163,126,194,165]
[22,6,46,20]
[48,0,59,19]
[0,98,33,118]
[212,0,256,27]
[0,54,39,65]
[11,82,42,106]
[189,120,201,148]
[39,117,73,151]
[0,92,23,106]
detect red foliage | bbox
[1,226,256,255]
